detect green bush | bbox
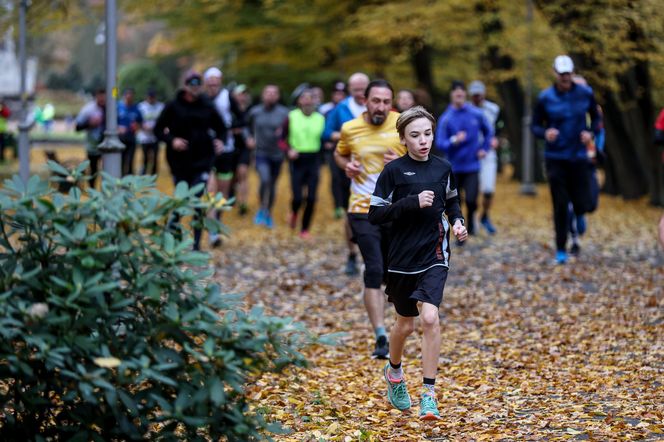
[118,60,175,102]
[0,166,315,441]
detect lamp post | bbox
[97,0,124,178]
[520,0,537,195]
[17,0,30,183]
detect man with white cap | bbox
[204,67,244,246]
[532,55,601,264]
[469,80,502,235]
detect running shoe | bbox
[372,335,389,359]
[570,242,581,255]
[334,207,345,220]
[480,216,497,235]
[555,250,568,264]
[253,209,266,226]
[208,233,223,248]
[418,392,441,421]
[383,363,411,411]
[239,204,249,216]
[264,214,274,229]
[344,255,359,276]
[299,230,312,240]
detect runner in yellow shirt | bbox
[334,79,406,359]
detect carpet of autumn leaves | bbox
[27,149,664,440]
[202,165,664,442]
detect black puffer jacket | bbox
[155,90,227,177]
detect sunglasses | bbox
[186,78,202,86]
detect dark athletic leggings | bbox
[255,155,283,213]
[290,153,320,232]
[141,142,159,175]
[546,159,593,251]
[455,172,479,235]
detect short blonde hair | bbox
[396,106,436,138]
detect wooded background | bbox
[3,0,664,205]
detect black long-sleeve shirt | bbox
[154,90,227,177]
[368,154,463,273]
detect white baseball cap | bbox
[468,80,486,96]
[203,67,223,80]
[553,55,574,74]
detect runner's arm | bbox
[368,167,419,225]
[531,98,548,140]
[444,171,464,226]
[154,104,174,145]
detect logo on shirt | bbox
[403,171,416,176]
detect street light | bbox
[97,0,124,178]
[17,0,30,184]
[520,0,537,195]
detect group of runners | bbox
[74,55,607,420]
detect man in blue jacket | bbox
[532,55,600,264]
[435,81,493,238]
[323,72,369,276]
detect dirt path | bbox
[205,169,663,441]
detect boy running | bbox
[368,106,467,420]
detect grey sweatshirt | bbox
[247,103,290,159]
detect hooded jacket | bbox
[155,90,227,177]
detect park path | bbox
[207,170,663,441]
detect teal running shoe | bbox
[419,392,441,421]
[383,363,411,411]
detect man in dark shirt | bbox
[154,70,227,251]
[369,106,467,421]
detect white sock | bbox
[388,364,403,381]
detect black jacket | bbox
[155,90,227,177]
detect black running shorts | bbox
[348,213,390,289]
[385,265,448,317]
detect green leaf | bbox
[47,160,73,178]
[118,390,139,416]
[209,377,224,406]
[174,181,189,199]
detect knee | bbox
[398,319,416,336]
[420,310,440,329]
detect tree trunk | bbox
[477,0,540,181]
[602,68,652,199]
[409,40,443,112]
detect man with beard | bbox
[154,71,227,251]
[334,79,406,359]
